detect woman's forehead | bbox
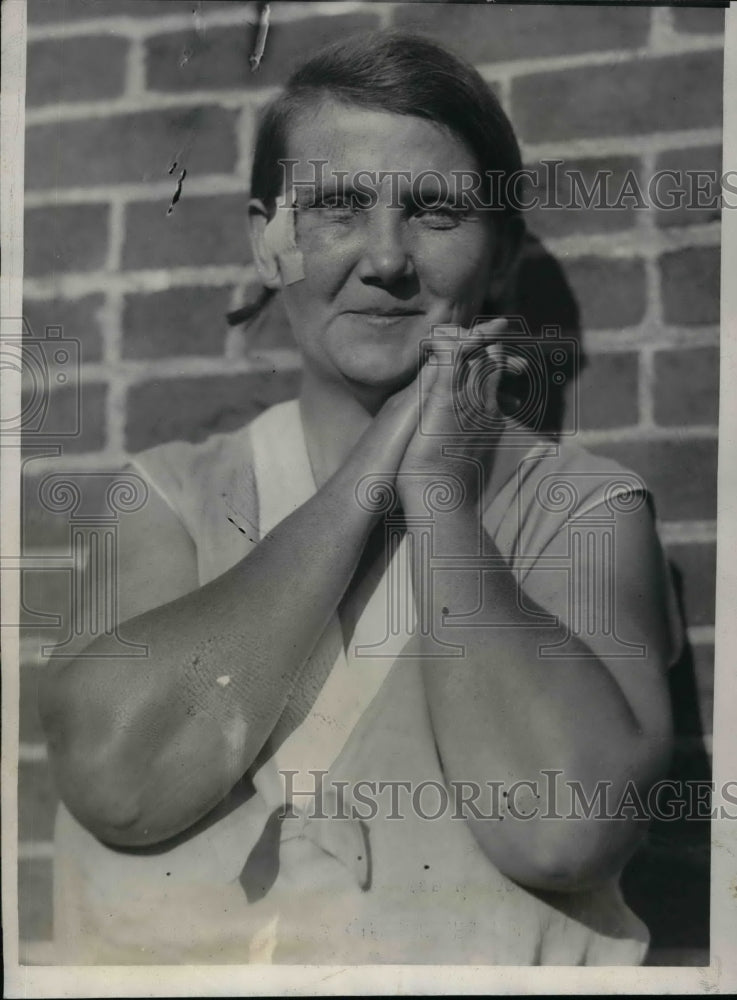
[284,98,479,181]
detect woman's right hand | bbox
[337,363,432,493]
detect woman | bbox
[39,32,682,965]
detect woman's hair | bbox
[250,30,523,215]
[229,30,524,326]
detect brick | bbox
[563,256,647,330]
[574,351,639,432]
[660,247,720,326]
[19,761,58,841]
[23,294,105,364]
[654,347,720,427]
[28,0,235,22]
[146,14,380,93]
[691,643,714,737]
[125,369,301,450]
[524,156,643,239]
[20,667,45,745]
[512,52,723,143]
[26,107,237,191]
[673,6,725,34]
[122,286,233,359]
[18,859,53,942]
[26,35,128,107]
[666,541,716,629]
[24,204,109,277]
[122,194,250,270]
[590,437,717,521]
[653,146,722,229]
[20,380,108,454]
[392,3,650,65]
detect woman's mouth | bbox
[343,309,424,326]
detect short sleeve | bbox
[128,440,200,543]
[494,440,685,671]
[127,425,259,586]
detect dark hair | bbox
[252,30,522,212]
[229,30,524,325]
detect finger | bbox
[469,317,510,340]
[453,318,509,371]
[377,363,434,443]
[481,343,507,413]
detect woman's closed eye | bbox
[409,204,473,229]
[301,203,474,230]
[299,197,363,225]
[296,189,477,232]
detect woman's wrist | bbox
[321,457,383,536]
[401,485,483,548]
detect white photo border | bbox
[2,0,736,993]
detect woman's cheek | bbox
[413,229,493,308]
[298,224,360,295]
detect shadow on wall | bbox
[495,231,585,439]
[622,563,712,962]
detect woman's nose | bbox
[356,206,413,287]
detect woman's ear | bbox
[488,215,526,304]
[248,198,282,290]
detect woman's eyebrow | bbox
[293,180,355,205]
[293,178,464,209]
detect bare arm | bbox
[39,385,421,848]
[412,499,673,892]
[398,331,674,891]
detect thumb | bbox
[420,350,458,434]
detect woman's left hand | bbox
[397,318,509,516]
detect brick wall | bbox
[19,0,723,965]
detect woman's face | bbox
[261,99,510,395]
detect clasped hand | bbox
[382,318,510,517]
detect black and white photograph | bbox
[2,0,736,993]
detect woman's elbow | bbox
[511,815,647,893]
[39,662,256,848]
[467,805,648,894]
[38,663,149,844]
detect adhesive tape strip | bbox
[262,191,305,285]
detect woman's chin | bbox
[327,345,418,392]
[338,360,418,395]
